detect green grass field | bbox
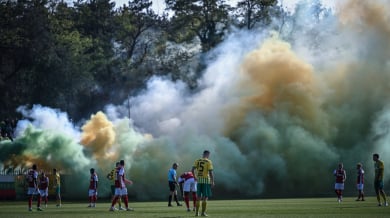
[0,197,389,218]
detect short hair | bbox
[373,153,379,158]
[203,150,210,155]
[32,164,37,170]
[90,168,95,173]
[115,162,120,166]
[120,160,125,165]
[173,163,178,167]
[357,163,362,167]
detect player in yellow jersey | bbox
[53,168,61,207]
[192,150,214,217]
[373,154,388,206]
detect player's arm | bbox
[209,170,214,187]
[54,175,58,188]
[33,176,38,190]
[378,164,384,180]
[123,172,133,185]
[124,178,133,185]
[343,170,346,182]
[191,166,196,180]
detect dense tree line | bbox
[1,0,331,121]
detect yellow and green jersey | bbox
[108,168,116,184]
[55,173,61,187]
[193,158,213,184]
[374,160,384,181]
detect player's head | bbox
[357,163,362,168]
[338,162,343,169]
[115,162,120,167]
[373,153,379,161]
[41,171,45,177]
[32,164,37,170]
[203,150,210,158]
[172,163,178,169]
[120,160,125,166]
[53,168,57,173]
[90,168,95,174]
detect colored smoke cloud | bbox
[1,0,390,200]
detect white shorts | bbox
[335,183,344,190]
[89,189,98,197]
[114,187,128,196]
[356,184,364,191]
[27,187,38,195]
[183,178,197,192]
[39,188,48,197]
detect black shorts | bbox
[168,181,177,191]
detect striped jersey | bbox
[27,169,38,188]
[374,160,385,181]
[193,158,213,184]
[333,169,346,183]
[89,173,98,189]
[54,173,61,186]
[114,166,126,188]
[39,175,49,189]
[108,168,116,184]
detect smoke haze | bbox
[1,0,390,199]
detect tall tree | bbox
[0,0,56,116]
[72,0,120,115]
[114,0,158,67]
[47,0,95,117]
[165,0,230,52]
[233,0,277,30]
[110,0,164,101]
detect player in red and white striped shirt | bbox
[38,172,49,208]
[26,164,39,211]
[333,163,346,203]
[88,168,98,207]
[356,163,365,201]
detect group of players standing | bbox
[167,150,215,217]
[25,150,215,216]
[86,159,134,211]
[103,149,215,216]
[26,166,61,211]
[333,153,388,206]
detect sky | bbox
[1,0,390,201]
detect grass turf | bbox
[0,197,389,217]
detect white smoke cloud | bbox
[4,0,390,200]
[15,105,81,140]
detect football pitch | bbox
[0,197,389,218]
